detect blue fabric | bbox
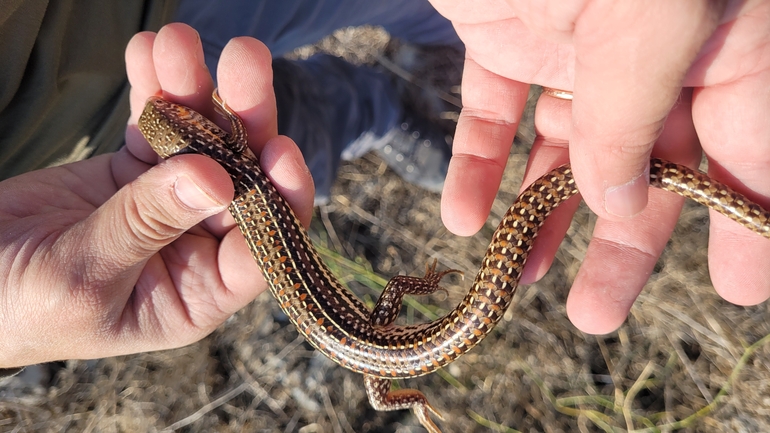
[176,0,460,59]
[175,0,460,201]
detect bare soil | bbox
[2,26,770,433]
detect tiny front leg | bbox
[370,259,462,327]
[364,375,443,433]
[212,89,248,154]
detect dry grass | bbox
[3,26,770,433]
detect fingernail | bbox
[604,164,650,218]
[174,176,224,210]
[193,30,209,70]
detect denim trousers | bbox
[175,0,461,201]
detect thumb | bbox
[78,155,233,278]
[568,2,720,219]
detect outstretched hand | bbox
[0,23,315,368]
[430,0,770,333]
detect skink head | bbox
[138,97,193,159]
[139,96,229,159]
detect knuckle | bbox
[121,184,185,252]
[595,122,663,162]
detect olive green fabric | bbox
[0,0,176,180]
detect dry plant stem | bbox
[163,383,250,431]
[512,332,770,432]
[622,361,656,430]
[139,91,770,433]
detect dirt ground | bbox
[2,27,770,433]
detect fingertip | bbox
[153,23,214,108]
[440,157,500,236]
[156,154,234,213]
[570,147,652,220]
[439,58,524,236]
[126,30,157,55]
[125,30,163,164]
[126,32,160,119]
[567,301,626,335]
[518,195,581,285]
[602,162,650,218]
[218,37,278,150]
[440,193,477,237]
[564,241,653,335]
[259,136,315,227]
[714,286,770,307]
[218,37,274,101]
[440,184,485,237]
[708,215,770,306]
[125,100,161,164]
[565,293,626,335]
[129,154,233,220]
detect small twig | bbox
[318,205,349,259]
[658,303,731,353]
[467,409,522,433]
[273,335,308,365]
[319,385,343,433]
[622,361,656,431]
[596,337,625,416]
[163,383,250,431]
[667,333,713,404]
[375,54,462,109]
[233,359,287,418]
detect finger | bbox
[39,154,234,357]
[111,146,152,189]
[259,135,315,227]
[219,135,315,294]
[61,154,232,294]
[196,37,281,237]
[152,23,216,119]
[126,31,161,123]
[125,31,161,164]
[565,189,680,334]
[517,138,581,285]
[217,37,279,153]
[518,92,577,284]
[694,71,770,305]
[441,57,530,236]
[566,92,701,334]
[139,23,233,236]
[195,38,313,295]
[568,1,721,219]
[125,23,216,165]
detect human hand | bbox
[429,0,770,333]
[0,23,314,368]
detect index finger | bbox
[203,37,314,231]
[441,58,530,236]
[216,37,279,154]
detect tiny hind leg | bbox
[212,89,248,153]
[364,375,443,433]
[370,259,462,327]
